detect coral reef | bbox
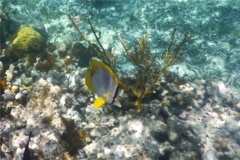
[1,78,66,159]
[1,0,240,160]
[72,78,240,159]
[0,67,240,160]
[0,78,86,159]
[9,27,45,58]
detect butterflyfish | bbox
[85,59,121,108]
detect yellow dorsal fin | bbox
[94,97,106,108]
[85,67,94,92]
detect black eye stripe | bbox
[111,85,119,104]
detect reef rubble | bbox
[1,73,240,159]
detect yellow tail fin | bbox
[94,97,106,108]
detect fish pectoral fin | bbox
[94,97,106,108]
[103,92,110,99]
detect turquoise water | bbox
[2,0,240,90]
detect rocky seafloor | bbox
[1,0,240,160]
[1,70,240,160]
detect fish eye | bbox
[89,60,93,65]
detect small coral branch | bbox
[68,14,117,69]
[119,29,191,111]
[164,29,191,67]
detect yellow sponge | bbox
[11,27,44,57]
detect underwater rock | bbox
[0,118,11,136]
[167,116,187,134]
[168,131,180,143]
[170,150,199,160]
[143,100,162,118]
[47,43,57,53]
[2,89,15,101]
[223,148,240,160]
[234,131,240,144]
[5,64,15,82]
[0,10,8,22]
[0,74,29,106]
[0,9,19,47]
[225,119,239,133]
[151,120,168,136]
[57,41,70,58]
[0,68,239,159]
[83,115,161,159]
[0,78,68,159]
[235,102,240,112]
[0,77,94,159]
